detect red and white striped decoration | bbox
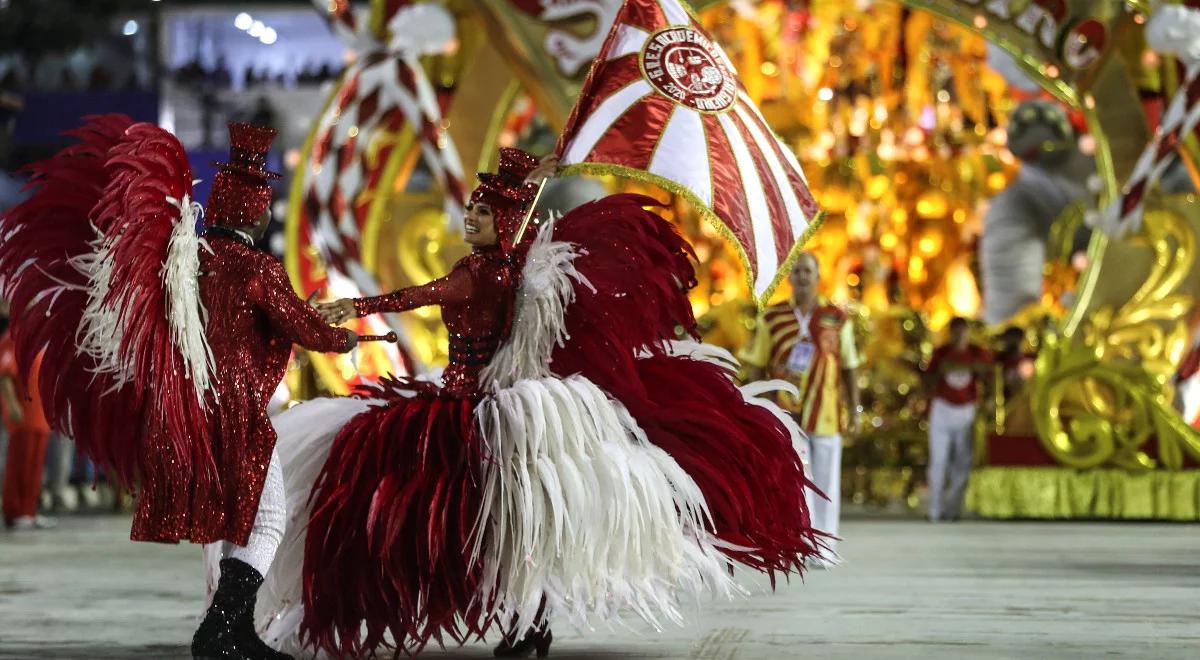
[1095,4,1200,238]
[556,0,822,304]
[302,0,465,365]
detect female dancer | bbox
[253,148,825,658]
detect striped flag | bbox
[556,0,823,305]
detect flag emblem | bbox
[640,27,736,113]
[557,0,824,306]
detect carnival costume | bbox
[251,148,826,658]
[0,115,355,659]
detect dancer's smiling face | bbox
[464,202,498,247]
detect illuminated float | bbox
[286,0,1200,519]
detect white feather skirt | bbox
[474,374,741,638]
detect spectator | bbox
[88,65,113,90]
[1173,308,1200,426]
[242,64,257,87]
[247,96,276,132]
[923,317,992,522]
[213,56,232,89]
[1,328,54,530]
[43,432,76,512]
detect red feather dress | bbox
[255,193,825,658]
[299,245,517,655]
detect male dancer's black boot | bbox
[193,558,293,660]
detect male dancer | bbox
[0,118,356,659]
[191,123,360,660]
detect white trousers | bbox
[804,434,842,556]
[208,450,287,576]
[927,399,976,521]
[1179,375,1200,425]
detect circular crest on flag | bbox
[639,26,736,113]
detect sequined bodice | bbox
[354,247,516,396]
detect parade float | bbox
[284,0,1200,519]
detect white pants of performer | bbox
[804,434,842,561]
[205,450,287,577]
[927,399,976,521]
[1179,375,1200,426]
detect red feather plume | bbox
[0,115,219,530]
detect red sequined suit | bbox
[151,235,354,545]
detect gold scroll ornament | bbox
[1032,193,1200,470]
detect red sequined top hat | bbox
[204,123,281,227]
[469,147,541,250]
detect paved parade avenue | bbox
[1,515,1197,659]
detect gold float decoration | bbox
[1032,194,1200,471]
[966,466,1200,519]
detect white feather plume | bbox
[163,194,216,403]
[72,194,216,407]
[482,220,592,389]
[474,375,741,638]
[72,229,126,383]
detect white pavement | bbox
[0,515,1197,659]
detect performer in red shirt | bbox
[924,317,992,521]
[1173,317,1200,428]
[0,116,356,659]
[0,332,52,530]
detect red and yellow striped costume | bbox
[743,301,861,435]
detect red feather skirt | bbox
[300,382,492,657]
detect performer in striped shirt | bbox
[743,252,862,567]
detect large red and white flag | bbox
[556,0,823,304]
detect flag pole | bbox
[512,176,549,246]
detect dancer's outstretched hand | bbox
[318,299,357,324]
[525,154,560,186]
